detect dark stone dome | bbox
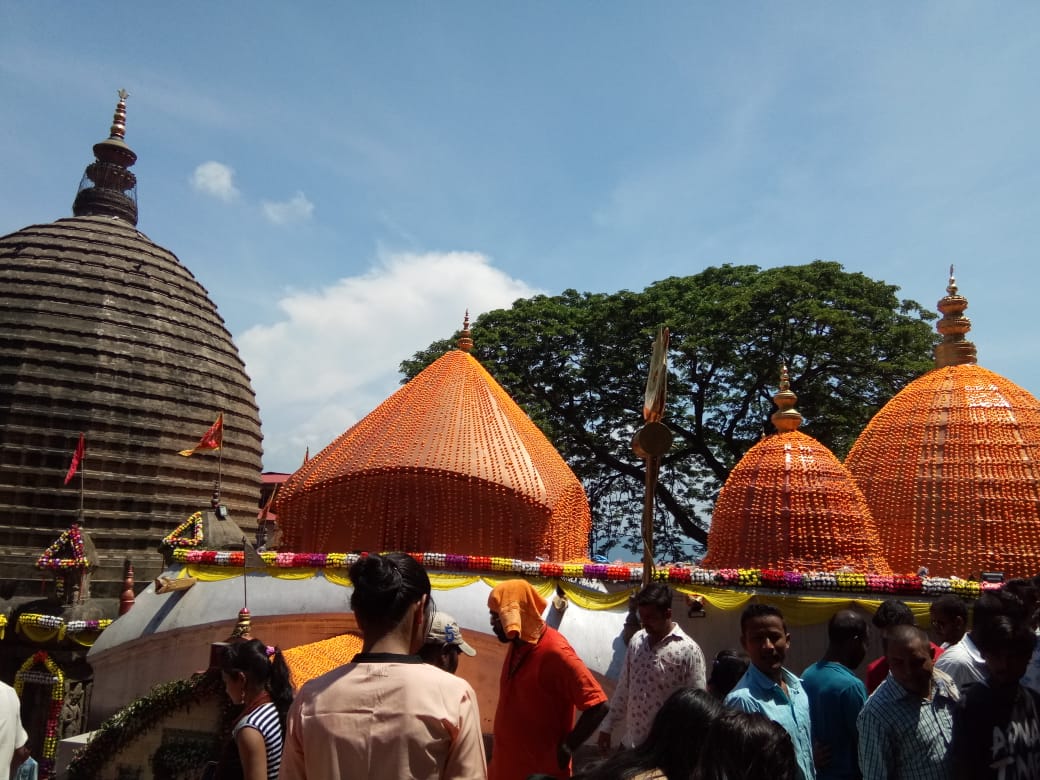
[0,95,262,593]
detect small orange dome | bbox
[846,364,1040,578]
[275,331,590,561]
[846,271,1040,578]
[703,367,891,573]
[703,431,891,573]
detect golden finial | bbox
[771,363,803,433]
[457,310,474,353]
[229,606,253,640]
[110,89,129,140]
[934,266,977,368]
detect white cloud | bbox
[262,192,314,225]
[237,250,540,472]
[190,161,239,202]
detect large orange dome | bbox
[275,325,591,560]
[846,273,1040,578]
[703,369,891,573]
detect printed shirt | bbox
[933,633,986,693]
[489,625,607,780]
[278,653,486,780]
[725,664,816,780]
[953,681,1040,779]
[599,622,707,748]
[856,668,959,780]
[801,660,867,780]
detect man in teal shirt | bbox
[725,603,816,780]
[802,610,869,779]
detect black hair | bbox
[929,594,968,622]
[973,590,1026,630]
[1003,579,1038,614]
[221,639,294,729]
[973,612,1036,657]
[739,602,786,634]
[827,610,867,644]
[579,688,722,780]
[694,710,798,780]
[872,598,914,629]
[634,583,673,612]
[707,649,750,700]
[349,552,432,635]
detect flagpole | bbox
[217,411,224,501]
[78,445,85,522]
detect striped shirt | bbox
[233,701,283,780]
[856,669,959,780]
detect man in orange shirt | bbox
[487,580,608,780]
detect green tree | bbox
[401,262,937,560]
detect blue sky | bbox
[2,3,1038,473]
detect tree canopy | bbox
[401,262,937,560]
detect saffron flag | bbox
[179,414,223,456]
[64,433,85,485]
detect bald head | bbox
[886,624,933,696]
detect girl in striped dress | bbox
[219,639,294,780]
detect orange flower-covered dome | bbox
[275,319,591,560]
[703,367,891,573]
[846,272,1040,578]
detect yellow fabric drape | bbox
[323,570,353,588]
[18,623,62,643]
[429,574,482,590]
[184,565,318,582]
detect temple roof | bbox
[846,273,1040,577]
[703,367,892,574]
[275,319,591,560]
[0,93,263,589]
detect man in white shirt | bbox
[597,583,706,752]
[935,593,998,693]
[1,680,29,775]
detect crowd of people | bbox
[9,553,1040,779]
[224,559,1040,779]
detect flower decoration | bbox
[272,347,591,562]
[160,512,204,549]
[36,524,88,571]
[15,651,64,778]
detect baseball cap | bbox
[427,612,476,656]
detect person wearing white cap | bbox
[420,611,477,674]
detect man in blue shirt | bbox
[802,609,869,779]
[725,603,816,780]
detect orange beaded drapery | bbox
[275,348,591,561]
[846,364,1040,578]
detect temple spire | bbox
[771,364,803,433]
[934,266,977,368]
[456,310,473,353]
[72,89,139,225]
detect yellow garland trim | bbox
[166,566,940,621]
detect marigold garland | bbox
[847,364,1040,578]
[160,512,205,549]
[36,524,88,571]
[15,651,64,779]
[15,614,113,645]
[169,548,993,598]
[274,350,591,561]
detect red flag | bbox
[64,433,85,485]
[179,414,223,456]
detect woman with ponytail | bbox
[279,552,487,779]
[217,638,294,780]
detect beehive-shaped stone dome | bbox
[846,272,1040,577]
[703,367,891,573]
[0,93,263,592]
[275,318,591,560]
